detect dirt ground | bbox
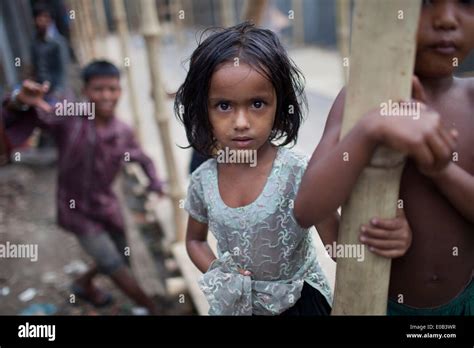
[0,156,193,316]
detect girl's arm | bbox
[314,212,340,248]
[186,216,217,273]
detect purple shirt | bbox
[2,99,162,235]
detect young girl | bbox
[176,22,412,316]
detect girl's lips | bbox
[232,138,253,148]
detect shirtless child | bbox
[295,0,474,314]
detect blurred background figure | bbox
[31,2,70,99]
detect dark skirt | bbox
[279,282,331,316]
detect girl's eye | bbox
[252,100,265,109]
[217,102,231,111]
[459,0,474,5]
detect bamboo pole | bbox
[110,0,142,141]
[241,0,268,26]
[68,0,90,65]
[79,0,99,58]
[331,0,421,315]
[183,0,195,27]
[115,175,167,296]
[94,0,109,43]
[140,0,185,242]
[170,0,185,45]
[220,0,235,27]
[336,0,351,82]
[73,0,94,60]
[66,0,83,65]
[291,0,304,46]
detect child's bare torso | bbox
[390,78,474,307]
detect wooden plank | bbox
[110,0,143,142]
[115,173,167,296]
[331,0,421,315]
[171,234,217,315]
[124,163,176,251]
[171,243,209,315]
[79,0,99,58]
[141,0,186,242]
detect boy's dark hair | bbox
[175,22,307,156]
[32,3,52,18]
[81,60,121,84]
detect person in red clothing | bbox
[3,60,162,314]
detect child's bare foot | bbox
[71,281,113,308]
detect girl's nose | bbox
[433,3,459,31]
[233,109,250,130]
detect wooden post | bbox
[79,0,99,58]
[66,0,82,65]
[68,0,89,65]
[72,0,95,60]
[110,0,142,141]
[183,0,195,27]
[94,0,109,43]
[331,0,421,315]
[336,0,351,82]
[140,0,186,241]
[115,175,167,296]
[291,0,305,46]
[220,0,235,27]
[241,0,268,26]
[170,0,185,45]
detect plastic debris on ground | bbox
[18,288,37,302]
[63,260,88,275]
[20,303,57,315]
[131,306,149,315]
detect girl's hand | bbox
[359,208,412,259]
[238,269,252,276]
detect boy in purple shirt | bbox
[2,61,161,314]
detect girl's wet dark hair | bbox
[175,22,307,156]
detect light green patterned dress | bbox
[185,147,333,315]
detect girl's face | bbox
[208,62,277,152]
[415,0,474,78]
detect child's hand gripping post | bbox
[364,76,458,176]
[359,208,412,259]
